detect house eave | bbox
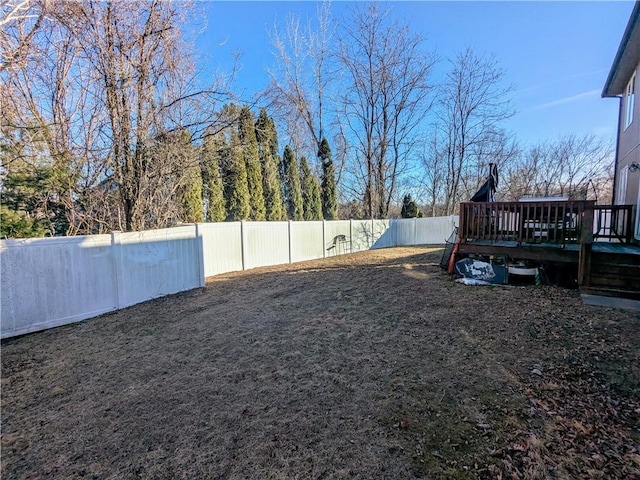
[603,2,640,98]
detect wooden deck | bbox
[457,240,640,263]
[459,201,635,245]
[456,200,639,301]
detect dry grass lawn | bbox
[2,247,639,479]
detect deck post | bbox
[625,205,634,243]
[459,205,466,241]
[578,207,594,287]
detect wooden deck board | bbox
[458,240,579,263]
[592,242,640,256]
[460,239,640,259]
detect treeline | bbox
[200,105,337,224]
[1,101,339,237]
[259,3,613,221]
[0,1,334,238]
[1,1,614,238]
[420,132,613,218]
[1,0,340,238]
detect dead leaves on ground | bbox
[491,324,640,479]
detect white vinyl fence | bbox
[1,216,457,338]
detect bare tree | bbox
[501,134,613,202]
[265,1,334,158]
[1,0,237,236]
[1,0,110,235]
[0,0,48,72]
[66,0,236,231]
[75,1,182,230]
[338,3,435,218]
[419,130,447,217]
[432,48,514,215]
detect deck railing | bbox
[459,201,594,245]
[592,204,634,243]
[459,200,633,245]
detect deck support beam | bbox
[578,208,594,287]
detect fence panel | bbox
[1,216,457,338]
[415,216,458,245]
[115,227,204,308]
[350,220,374,252]
[394,219,417,246]
[200,222,243,276]
[372,219,394,248]
[290,221,324,262]
[1,235,117,338]
[243,222,290,269]
[323,220,352,256]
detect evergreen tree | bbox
[0,161,64,237]
[0,204,48,238]
[300,156,323,220]
[282,145,304,220]
[1,130,78,237]
[224,129,250,221]
[255,109,287,221]
[266,117,282,174]
[181,166,204,222]
[401,194,423,218]
[266,116,287,208]
[201,133,227,222]
[319,138,338,220]
[238,106,266,221]
[173,130,203,223]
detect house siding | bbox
[616,60,640,207]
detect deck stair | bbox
[580,243,640,301]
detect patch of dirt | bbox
[2,247,639,479]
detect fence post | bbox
[288,220,293,264]
[195,223,205,287]
[110,231,123,309]
[371,218,375,247]
[395,219,399,247]
[323,220,327,258]
[240,220,247,270]
[350,219,354,252]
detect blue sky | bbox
[190,1,635,147]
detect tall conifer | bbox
[171,129,203,223]
[224,129,250,220]
[300,156,322,221]
[319,138,338,220]
[238,106,266,221]
[267,117,286,188]
[181,167,204,222]
[255,109,287,221]
[282,145,304,220]
[201,133,227,222]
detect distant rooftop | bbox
[518,197,569,202]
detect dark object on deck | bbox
[471,163,499,203]
[439,227,459,270]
